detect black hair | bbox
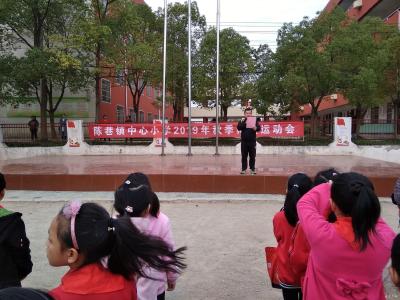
[284,173,313,226]
[313,168,339,186]
[0,288,53,300]
[119,172,160,217]
[57,202,186,280]
[331,172,380,251]
[244,107,252,112]
[0,173,5,191]
[114,185,154,217]
[392,234,400,283]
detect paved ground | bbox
[2,192,399,300]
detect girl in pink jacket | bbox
[297,172,395,300]
[114,173,181,300]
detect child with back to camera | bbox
[114,172,180,300]
[273,173,312,300]
[297,172,395,299]
[47,200,186,300]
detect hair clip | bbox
[293,184,299,188]
[107,226,115,232]
[125,180,131,185]
[125,206,133,213]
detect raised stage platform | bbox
[0,154,399,196]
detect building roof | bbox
[299,94,349,116]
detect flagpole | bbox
[161,0,168,156]
[187,0,192,156]
[215,0,220,155]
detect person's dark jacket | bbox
[28,120,39,131]
[0,207,33,289]
[237,118,261,144]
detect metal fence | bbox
[1,119,399,146]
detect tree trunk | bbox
[40,79,48,141]
[48,82,57,139]
[95,46,101,122]
[394,100,399,139]
[49,110,57,139]
[310,107,319,138]
[134,103,139,123]
[354,105,367,139]
[222,105,228,122]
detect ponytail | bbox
[149,192,160,217]
[57,202,186,280]
[331,172,380,251]
[108,215,186,279]
[284,173,313,226]
[284,187,302,226]
[351,182,380,250]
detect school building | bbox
[299,0,400,132]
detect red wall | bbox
[386,10,399,27]
[99,79,173,123]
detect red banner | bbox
[88,122,304,139]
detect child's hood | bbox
[0,207,22,243]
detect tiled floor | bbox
[0,154,399,195]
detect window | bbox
[154,114,158,121]
[146,85,152,97]
[387,102,393,123]
[101,79,111,103]
[147,113,153,123]
[116,70,125,86]
[371,106,379,123]
[116,106,125,123]
[139,111,145,123]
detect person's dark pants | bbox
[30,129,38,141]
[157,292,165,300]
[241,142,256,171]
[282,288,302,300]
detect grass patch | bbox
[353,139,400,146]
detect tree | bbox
[194,27,253,120]
[158,1,206,121]
[380,30,400,138]
[272,9,346,137]
[330,17,394,137]
[256,58,291,119]
[107,0,162,123]
[0,54,16,106]
[70,0,115,122]
[0,0,59,140]
[0,0,90,140]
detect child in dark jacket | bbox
[0,173,33,289]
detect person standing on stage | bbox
[237,107,261,175]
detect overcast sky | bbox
[144,0,328,50]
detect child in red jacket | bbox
[273,173,312,300]
[47,201,186,300]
